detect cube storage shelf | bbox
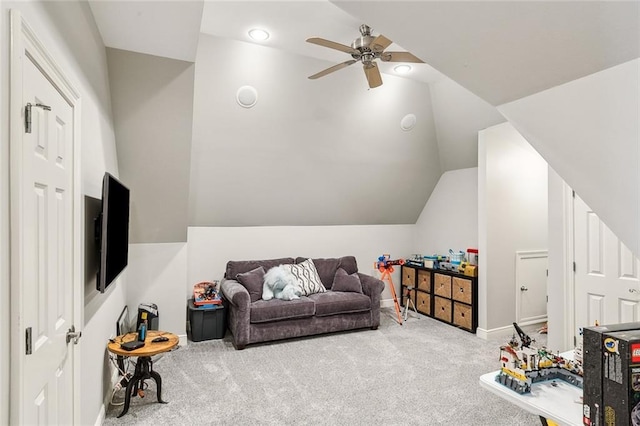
[401,265,478,333]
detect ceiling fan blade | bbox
[363,63,383,88]
[369,34,393,52]
[308,60,357,80]
[306,37,358,55]
[381,51,424,63]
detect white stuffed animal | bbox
[263,266,302,301]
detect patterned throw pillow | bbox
[282,259,326,296]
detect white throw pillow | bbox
[282,259,326,296]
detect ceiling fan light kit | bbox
[306,24,423,89]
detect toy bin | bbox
[188,299,226,341]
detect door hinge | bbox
[572,190,576,198]
[25,102,51,134]
[25,327,32,355]
[573,262,576,272]
[574,335,576,346]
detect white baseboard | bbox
[94,404,106,426]
[476,320,546,341]
[380,299,395,308]
[96,368,119,426]
[179,334,188,346]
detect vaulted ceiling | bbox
[91,1,639,252]
[88,0,506,173]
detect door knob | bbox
[629,288,640,294]
[520,286,528,291]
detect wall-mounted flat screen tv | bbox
[96,172,130,293]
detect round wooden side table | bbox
[107,330,179,418]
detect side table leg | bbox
[118,373,138,418]
[150,370,167,404]
[117,356,146,418]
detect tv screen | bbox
[97,173,130,293]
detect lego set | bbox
[496,322,583,394]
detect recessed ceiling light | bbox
[248,29,270,41]
[394,65,412,74]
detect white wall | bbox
[189,34,441,228]
[127,243,188,338]
[188,225,415,305]
[414,168,478,256]
[498,59,640,257]
[478,122,548,334]
[0,2,8,422]
[429,78,506,171]
[547,167,572,351]
[0,2,123,425]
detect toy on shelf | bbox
[449,249,465,265]
[405,254,424,267]
[496,322,583,394]
[375,255,405,325]
[193,281,222,307]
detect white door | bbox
[10,11,80,425]
[573,193,640,331]
[515,250,548,325]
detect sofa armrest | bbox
[220,279,251,349]
[358,273,384,298]
[221,279,250,310]
[358,273,384,328]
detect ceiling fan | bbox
[306,24,424,89]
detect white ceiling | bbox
[198,1,445,85]
[88,0,203,62]
[87,1,638,172]
[335,1,640,105]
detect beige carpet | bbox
[104,309,546,425]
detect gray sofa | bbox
[221,256,384,350]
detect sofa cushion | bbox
[295,256,358,289]
[250,297,315,324]
[332,268,363,293]
[226,257,295,279]
[236,266,265,303]
[283,259,326,296]
[308,291,371,317]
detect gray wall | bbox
[189,34,441,227]
[107,48,194,243]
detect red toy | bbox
[376,255,405,325]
